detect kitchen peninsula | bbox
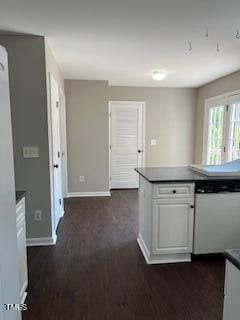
[135,166,240,264]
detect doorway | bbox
[49,74,64,231]
[109,101,145,189]
[59,87,68,199]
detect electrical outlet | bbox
[34,210,42,221]
[79,176,85,182]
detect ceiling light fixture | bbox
[152,71,167,81]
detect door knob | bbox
[53,164,59,168]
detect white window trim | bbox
[203,90,240,164]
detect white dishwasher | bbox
[194,181,240,254]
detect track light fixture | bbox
[188,41,192,51]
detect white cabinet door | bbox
[152,198,194,255]
[223,260,240,320]
[16,205,28,303]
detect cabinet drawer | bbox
[152,183,194,199]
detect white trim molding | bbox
[203,89,240,164]
[137,233,191,265]
[26,235,57,247]
[137,233,150,264]
[67,191,111,198]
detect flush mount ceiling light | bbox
[152,71,167,81]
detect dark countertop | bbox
[135,166,240,183]
[16,191,26,204]
[224,249,240,271]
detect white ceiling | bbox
[1,0,240,87]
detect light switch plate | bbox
[23,146,39,158]
[79,176,85,182]
[151,139,157,146]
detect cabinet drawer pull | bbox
[172,190,177,194]
[190,205,194,209]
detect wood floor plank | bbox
[23,190,224,320]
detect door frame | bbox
[47,73,65,240]
[59,87,68,198]
[108,100,146,189]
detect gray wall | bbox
[0,35,64,240]
[108,86,197,166]
[195,71,240,163]
[0,35,52,239]
[65,80,109,193]
[65,80,197,193]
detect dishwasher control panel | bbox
[195,181,240,193]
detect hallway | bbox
[23,190,224,320]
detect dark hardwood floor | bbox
[23,190,225,320]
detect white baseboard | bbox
[137,233,191,264]
[67,191,111,198]
[137,233,150,264]
[26,235,57,247]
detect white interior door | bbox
[50,74,63,231]
[110,101,145,189]
[59,88,68,198]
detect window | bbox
[206,105,225,165]
[204,94,240,165]
[228,101,240,161]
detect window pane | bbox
[206,106,225,165]
[228,102,240,161]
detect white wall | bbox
[0,45,20,320]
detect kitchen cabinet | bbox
[152,198,194,255]
[223,252,240,320]
[137,175,194,264]
[136,166,240,265]
[16,196,28,303]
